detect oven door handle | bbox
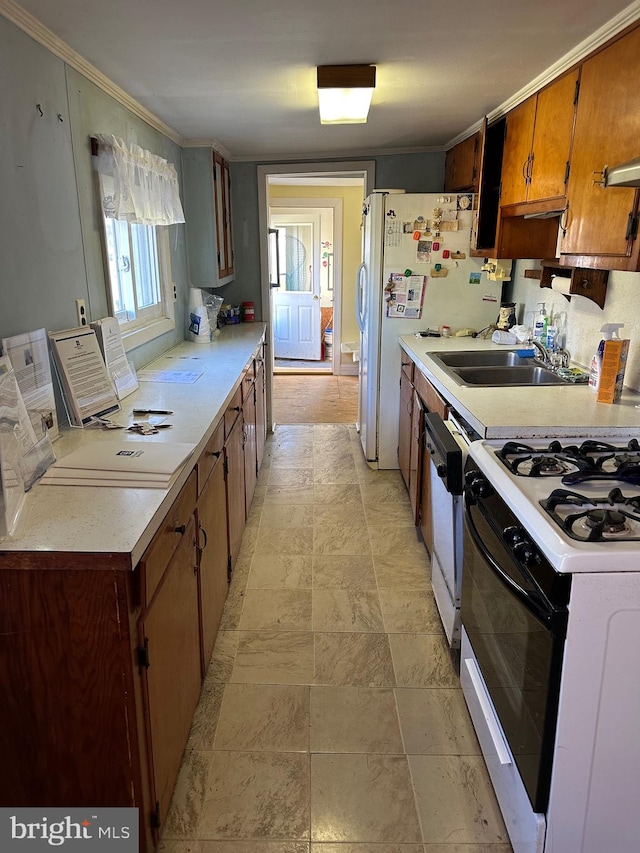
[464,495,554,627]
[463,657,513,766]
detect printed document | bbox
[2,328,58,440]
[49,327,120,426]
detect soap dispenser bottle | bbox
[533,303,548,342]
[589,323,624,392]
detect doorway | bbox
[258,162,375,429]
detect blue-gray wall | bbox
[1,10,444,367]
[0,15,189,371]
[230,153,446,318]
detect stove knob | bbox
[436,462,447,478]
[465,469,480,486]
[464,470,493,498]
[514,540,537,566]
[503,525,525,546]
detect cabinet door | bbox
[562,27,640,265]
[444,133,480,192]
[255,360,267,472]
[471,117,506,255]
[419,445,434,555]
[499,97,536,207]
[398,369,413,489]
[408,390,424,525]
[213,151,234,279]
[140,516,200,829]
[243,380,258,513]
[197,456,229,672]
[528,69,578,203]
[225,413,246,573]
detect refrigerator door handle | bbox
[356,262,367,333]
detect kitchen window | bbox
[93,135,185,350]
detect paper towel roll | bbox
[550,275,572,296]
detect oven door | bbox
[461,485,568,812]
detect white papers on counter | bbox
[137,369,203,384]
[2,328,59,440]
[40,440,195,488]
[0,356,56,536]
[90,317,139,400]
[49,326,120,426]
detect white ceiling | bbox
[8,0,639,160]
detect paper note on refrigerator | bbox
[386,274,425,319]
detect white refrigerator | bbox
[356,191,503,468]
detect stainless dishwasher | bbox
[423,410,474,648]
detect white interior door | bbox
[271,213,321,360]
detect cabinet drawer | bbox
[139,469,198,608]
[414,369,448,419]
[197,419,224,495]
[401,352,415,382]
[224,386,243,438]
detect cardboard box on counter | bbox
[597,338,630,404]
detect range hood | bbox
[604,157,640,188]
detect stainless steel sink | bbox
[433,350,530,368]
[447,365,569,386]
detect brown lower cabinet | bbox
[225,400,247,573]
[0,343,267,852]
[197,422,229,672]
[243,374,258,512]
[398,366,414,488]
[408,390,424,525]
[398,356,449,551]
[255,359,266,471]
[139,512,201,831]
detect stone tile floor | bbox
[158,424,513,853]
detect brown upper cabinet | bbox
[500,70,579,210]
[560,25,640,269]
[444,131,480,193]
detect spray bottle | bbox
[589,323,624,392]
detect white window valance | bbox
[94,134,185,226]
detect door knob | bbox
[313,295,319,300]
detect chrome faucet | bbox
[530,339,551,364]
[530,338,571,369]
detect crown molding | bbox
[226,144,443,163]
[0,0,184,147]
[445,0,640,149]
[181,138,234,161]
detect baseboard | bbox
[339,363,359,376]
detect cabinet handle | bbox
[208,450,222,459]
[527,153,534,184]
[521,158,529,182]
[198,523,208,551]
[174,524,186,535]
[233,405,241,412]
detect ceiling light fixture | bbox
[316,65,376,125]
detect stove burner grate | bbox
[540,487,640,542]
[498,439,640,479]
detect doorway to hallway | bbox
[257,162,375,430]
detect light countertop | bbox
[0,325,266,568]
[400,334,640,439]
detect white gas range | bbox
[460,436,640,853]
